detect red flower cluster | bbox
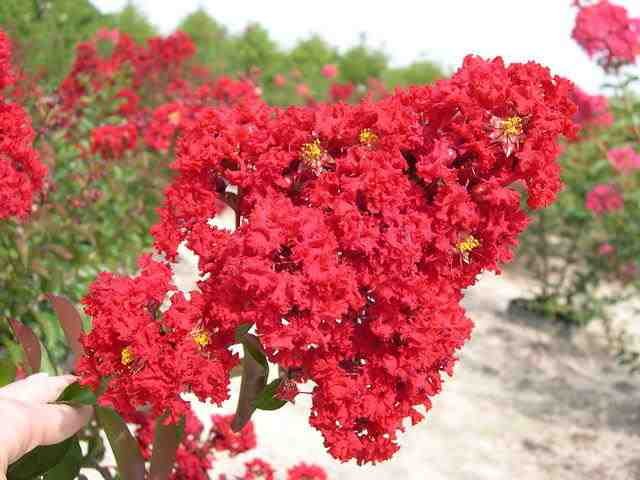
[286,463,328,480]
[80,56,576,464]
[572,0,640,70]
[0,30,47,220]
[132,409,256,480]
[570,86,614,129]
[585,183,624,214]
[91,123,137,160]
[329,82,355,103]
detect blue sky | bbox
[92,0,640,93]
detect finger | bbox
[31,403,93,447]
[0,374,77,404]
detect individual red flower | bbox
[607,146,640,172]
[91,123,138,160]
[210,414,256,456]
[287,463,327,480]
[243,459,275,480]
[296,83,311,98]
[585,183,624,214]
[572,0,640,70]
[321,64,338,79]
[329,82,355,103]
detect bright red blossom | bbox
[91,123,137,160]
[286,463,327,480]
[607,146,640,172]
[80,56,577,464]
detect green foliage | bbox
[383,60,444,89]
[0,0,106,86]
[108,3,156,43]
[339,41,388,85]
[179,8,229,70]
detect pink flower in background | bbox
[607,146,640,172]
[598,242,616,255]
[296,82,311,97]
[273,73,287,87]
[620,261,639,282]
[585,184,624,214]
[321,63,338,79]
[571,86,614,129]
[572,0,640,70]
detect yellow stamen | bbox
[300,139,323,170]
[359,128,378,146]
[456,235,481,254]
[168,111,181,126]
[192,329,211,348]
[121,346,134,366]
[502,116,523,137]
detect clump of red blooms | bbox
[329,82,355,103]
[286,463,328,480]
[0,30,47,220]
[585,183,624,214]
[78,55,577,464]
[572,0,640,70]
[570,86,613,130]
[607,146,640,172]
[91,123,137,160]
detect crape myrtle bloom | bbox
[0,31,48,220]
[83,56,576,464]
[585,183,624,214]
[210,414,257,456]
[321,64,338,79]
[287,463,328,480]
[570,86,614,129]
[242,459,275,480]
[329,82,355,103]
[76,254,239,422]
[90,123,138,160]
[572,0,640,70]
[607,146,640,172]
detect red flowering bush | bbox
[90,122,138,160]
[572,0,640,70]
[0,31,47,220]
[77,55,576,465]
[571,85,614,130]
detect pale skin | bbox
[0,374,92,480]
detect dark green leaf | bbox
[231,336,268,432]
[96,406,145,480]
[253,378,287,411]
[234,323,252,342]
[7,437,74,480]
[8,318,41,374]
[56,381,97,406]
[43,438,82,480]
[149,417,185,480]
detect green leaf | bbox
[7,437,75,480]
[56,381,97,406]
[253,378,287,411]
[96,406,146,480]
[234,323,252,342]
[231,335,268,432]
[43,438,82,480]
[0,356,16,387]
[149,417,185,480]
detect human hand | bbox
[0,374,93,480]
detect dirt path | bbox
[194,271,640,480]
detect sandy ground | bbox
[86,246,640,480]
